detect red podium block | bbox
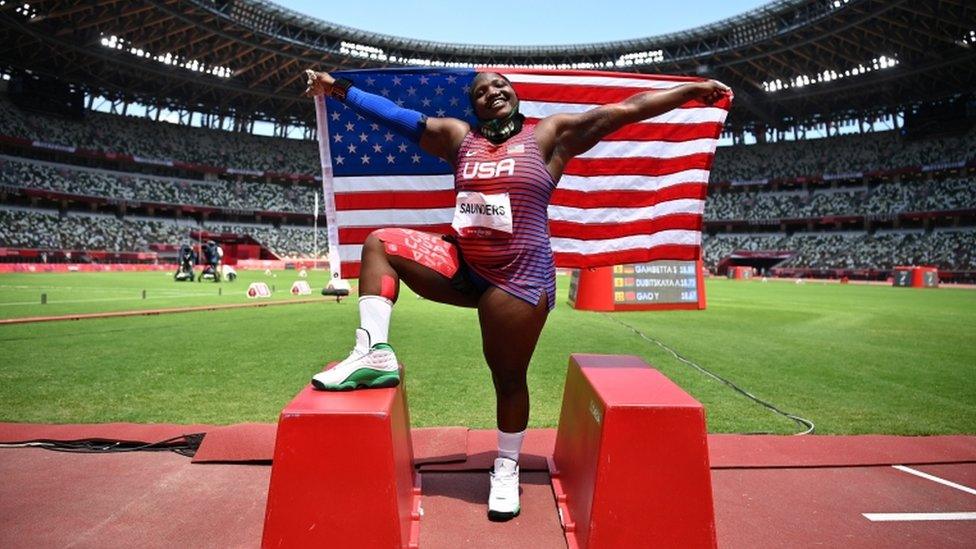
[569,260,706,312]
[727,265,753,280]
[548,354,716,549]
[262,383,421,548]
[893,265,939,288]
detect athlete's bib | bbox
[451,191,513,239]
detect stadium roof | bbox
[1,0,974,132]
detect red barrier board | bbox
[262,383,421,548]
[893,265,940,288]
[0,263,175,273]
[569,260,706,311]
[728,265,754,280]
[911,266,939,288]
[549,354,716,549]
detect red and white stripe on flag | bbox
[327,68,731,278]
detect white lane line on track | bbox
[892,464,976,496]
[861,466,976,522]
[862,512,976,522]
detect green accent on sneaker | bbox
[371,342,394,352]
[314,366,400,391]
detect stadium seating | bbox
[0,156,317,213]
[0,96,318,174]
[710,130,975,182]
[0,94,973,278]
[704,177,976,221]
[0,208,325,259]
[701,230,976,271]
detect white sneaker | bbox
[311,328,400,391]
[488,457,520,521]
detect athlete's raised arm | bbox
[534,80,731,182]
[304,70,469,166]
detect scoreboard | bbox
[610,261,700,305]
[569,260,706,311]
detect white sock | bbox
[497,429,525,463]
[359,295,393,346]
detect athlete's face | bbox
[470,73,518,120]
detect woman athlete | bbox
[304,69,729,521]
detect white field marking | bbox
[863,512,976,522]
[1,285,161,291]
[893,465,976,496]
[0,293,211,307]
[0,285,211,293]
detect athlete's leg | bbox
[477,288,549,432]
[360,230,480,308]
[478,287,549,520]
[312,229,477,391]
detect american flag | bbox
[316,68,731,279]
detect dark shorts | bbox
[449,248,492,298]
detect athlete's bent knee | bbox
[362,233,385,258]
[491,373,528,397]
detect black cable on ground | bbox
[0,433,205,457]
[603,314,815,436]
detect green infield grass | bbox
[0,271,973,434]
[0,269,320,319]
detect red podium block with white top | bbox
[548,354,716,549]
[261,382,421,549]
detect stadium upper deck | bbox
[1,0,973,135]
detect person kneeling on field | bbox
[174,243,197,282]
[200,240,223,282]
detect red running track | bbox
[1,423,974,548]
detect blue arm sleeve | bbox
[344,87,427,143]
